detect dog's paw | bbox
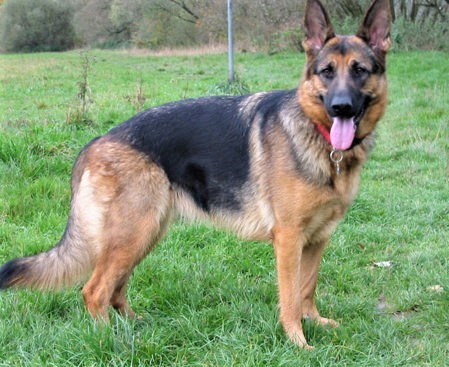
[314,316,339,328]
[303,313,340,328]
[285,324,315,349]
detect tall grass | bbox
[0,50,448,366]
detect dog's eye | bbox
[320,67,334,79]
[352,65,368,77]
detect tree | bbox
[394,0,448,21]
[0,0,75,52]
[152,0,201,24]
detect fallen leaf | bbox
[392,305,419,321]
[427,285,444,293]
[373,261,393,268]
[376,292,389,311]
[356,243,366,250]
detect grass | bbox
[0,49,448,366]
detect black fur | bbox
[0,258,27,289]
[108,91,296,211]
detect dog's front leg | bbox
[300,238,339,327]
[272,226,312,349]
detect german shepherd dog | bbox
[0,0,391,348]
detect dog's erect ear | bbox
[357,0,392,52]
[303,0,335,53]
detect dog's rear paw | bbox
[314,316,339,328]
[303,313,339,328]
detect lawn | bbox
[0,49,448,366]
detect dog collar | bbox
[315,123,344,174]
[315,123,331,144]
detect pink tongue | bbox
[330,117,356,150]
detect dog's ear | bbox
[303,0,335,54]
[357,0,392,52]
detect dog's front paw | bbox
[284,323,314,349]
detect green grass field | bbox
[0,49,448,366]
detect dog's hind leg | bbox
[108,211,172,319]
[109,275,136,318]
[78,141,173,321]
[81,189,172,321]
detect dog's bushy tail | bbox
[0,149,96,291]
[0,224,95,290]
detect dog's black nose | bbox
[331,95,353,117]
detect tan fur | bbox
[77,139,173,319]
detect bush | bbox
[0,0,75,52]
[391,17,449,51]
[207,74,250,96]
[320,15,449,52]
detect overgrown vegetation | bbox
[0,50,448,366]
[66,51,95,125]
[0,0,448,52]
[207,73,250,96]
[126,77,147,113]
[0,0,75,52]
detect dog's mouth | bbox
[330,108,364,151]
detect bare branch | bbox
[154,0,200,24]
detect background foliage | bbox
[0,0,75,52]
[0,0,448,52]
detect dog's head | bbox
[299,0,392,150]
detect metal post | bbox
[227,0,234,83]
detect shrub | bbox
[207,74,250,96]
[391,17,449,51]
[0,0,75,52]
[66,51,95,125]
